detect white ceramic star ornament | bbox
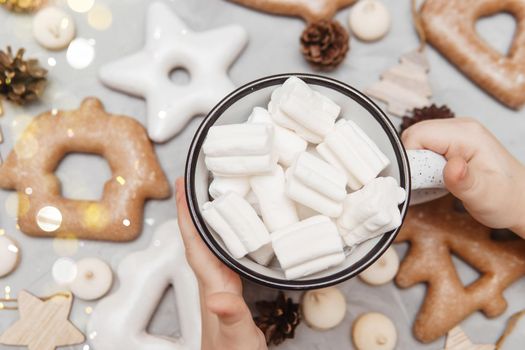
[99,2,248,142]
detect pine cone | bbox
[0,46,47,106]
[300,20,349,70]
[0,0,43,12]
[399,104,454,134]
[254,291,300,346]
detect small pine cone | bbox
[399,104,455,134]
[300,20,349,70]
[0,46,47,105]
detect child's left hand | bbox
[175,178,268,350]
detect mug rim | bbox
[185,73,411,290]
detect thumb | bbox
[207,292,253,327]
[443,157,478,202]
[207,291,265,348]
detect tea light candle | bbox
[70,258,113,301]
[33,7,76,50]
[0,235,20,278]
[349,0,391,42]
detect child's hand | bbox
[402,118,525,238]
[175,178,268,350]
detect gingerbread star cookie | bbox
[0,98,171,241]
[395,195,525,343]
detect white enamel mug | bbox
[185,73,447,290]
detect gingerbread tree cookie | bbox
[0,98,171,241]
[395,195,525,343]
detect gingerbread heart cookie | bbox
[0,98,171,241]
[395,195,525,343]
[421,0,525,109]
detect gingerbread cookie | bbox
[395,195,525,343]
[421,0,525,109]
[0,98,170,241]
[229,0,356,23]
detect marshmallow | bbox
[245,190,261,216]
[250,165,299,232]
[268,77,340,143]
[209,176,250,199]
[202,192,270,259]
[203,123,277,176]
[317,119,390,190]
[286,152,347,217]
[248,243,275,266]
[247,107,307,166]
[338,177,406,247]
[272,216,345,280]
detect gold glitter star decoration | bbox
[0,290,85,350]
[443,326,494,350]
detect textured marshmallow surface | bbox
[317,119,390,190]
[202,192,270,258]
[203,123,277,176]
[272,216,345,280]
[338,177,406,247]
[247,106,307,166]
[286,152,347,217]
[250,165,299,232]
[268,77,340,143]
[209,176,251,199]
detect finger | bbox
[175,178,208,253]
[207,292,263,343]
[402,119,456,153]
[401,119,476,160]
[175,178,224,277]
[443,157,479,203]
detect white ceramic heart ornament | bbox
[87,220,201,350]
[407,150,448,205]
[99,2,248,142]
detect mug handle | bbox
[407,150,448,205]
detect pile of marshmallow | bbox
[201,77,406,280]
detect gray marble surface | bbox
[0,0,524,349]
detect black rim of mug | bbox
[185,73,411,290]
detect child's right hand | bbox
[402,118,525,238]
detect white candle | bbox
[33,7,76,50]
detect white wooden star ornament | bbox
[443,326,495,350]
[99,1,248,142]
[0,291,85,350]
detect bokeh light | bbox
[36,205,63,232]
[53,232,79,256]
[4,193,19,219]
[67,38,95,69]
[67,0,94,13]
[10,114,33,141]
[87,3,112,31]
[14,133,39,159]
[52,257,78,285]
